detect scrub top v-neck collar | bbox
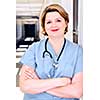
[46,38,67,62]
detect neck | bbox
[48,36,64,43]
[48,37,65,55]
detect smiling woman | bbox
[19,4,83,100]
[41,4,69,36]
[44,11,67,38]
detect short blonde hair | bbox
[41,4,69,35]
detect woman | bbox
[19,4,83,100]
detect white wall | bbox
[78,0,83,46]
[61,0,73,42]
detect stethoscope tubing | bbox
[43,38,66,61]
[42,38,66,78]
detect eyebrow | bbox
[45,17,62,21]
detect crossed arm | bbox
[19,65,83,98]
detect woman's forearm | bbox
[20,77,68,94]
[47,72,83,98]
[19,65,71,94]
[47,82,82,98]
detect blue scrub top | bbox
[20,38,83,100]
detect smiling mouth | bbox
[51,29,59,32]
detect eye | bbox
[47,21,51,24]
[57,19,61,22]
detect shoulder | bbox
[66,39,83,56]
[66,39,82,50]
[28,38,46,50]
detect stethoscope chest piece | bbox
[52,61,59,68]
[43,38,66,68]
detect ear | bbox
[65,21,68,27]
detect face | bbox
[45,11,67,38]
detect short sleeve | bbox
[74,46,83,74]
[19,43,36,69]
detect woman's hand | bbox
[23,67,39,80]
[23,66,71,86]
[19,65,72,94]
[61,77,71,86]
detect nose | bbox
[52,21,57,27]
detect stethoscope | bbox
[42,38,66,69]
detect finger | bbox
[27,67,35,73]
[25,70,33,76]
[24,71,34,79]
[26,68,39,78]
[24,68,39,79]
[24,75,33,80]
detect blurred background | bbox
[16,0,83,100]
